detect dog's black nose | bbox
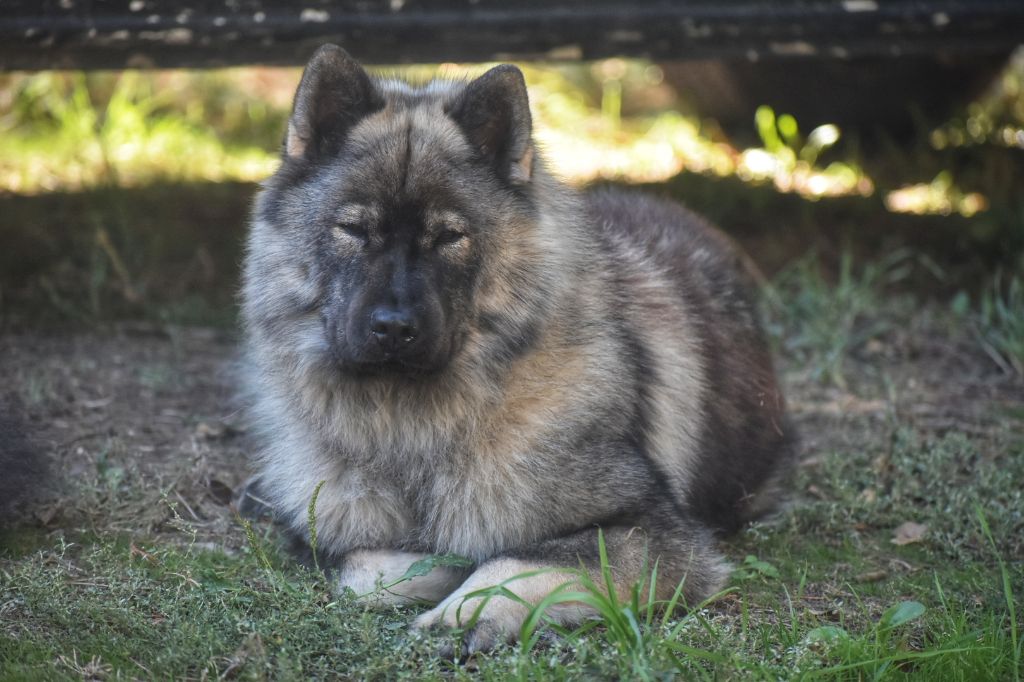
[370,307,418,350]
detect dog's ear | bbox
[447,65,533,185]
[285,44,382,160]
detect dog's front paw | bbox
[412,589,527,656]
[409,559,584,657]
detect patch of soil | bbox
[788,318,1024,458]
[0,324,248,546]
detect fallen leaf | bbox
[880,600,926,628]
[806,625,849,646]
[194,421,225,439]
[891,521,928,546]
[207,479,234,506]
[857,488,877,504]
[806,484,827,500]
[864,339,886,355]
[854,569,888,583]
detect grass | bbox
[973,272,1024,376]
[765,250,1024,387]
[764,250,914,387]
[0,71,282,193]
[0,182,250,327]
[2,484,1019,679]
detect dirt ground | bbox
[1,325,247,546]
[2,308,1020,550]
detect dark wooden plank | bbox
[1,0,1022,70]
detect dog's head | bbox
[249,45,540,379]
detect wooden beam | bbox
[1,0,1022,70]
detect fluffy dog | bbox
[241,45,792,652]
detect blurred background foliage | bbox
[3,55,1022,204]
[0,69,288,191]
[0,53,1022,332]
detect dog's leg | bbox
[411,517,730,653]
[337,549,471,607]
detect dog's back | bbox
[587,188,792,533]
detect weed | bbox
[978,510,1021,682]
[973,271,1024,376]
[239,516,273,572]
[749,105,868,198]
[21,371,56,406]
[428,532,732,679]
[306,479,326,573]
[765,250,912,387]
[734,554,781,582]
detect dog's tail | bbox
[0,398,49,526]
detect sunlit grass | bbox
[885,172,988,217]
[0,71,283,193]
[528,63,872,199]
[0,63,867,199]
[2,56,1021,221]
[526,63,735,184]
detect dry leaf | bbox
[891,521,928,546]
[855,569,888,583]
[194,421,225,439]
[806,484,827,500]
[864,339,886,355]
[207,479,235,506]
[857,488,877,504]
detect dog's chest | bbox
[418,456,542,559]
[323,445,542,560]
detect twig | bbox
[174,490,201,522]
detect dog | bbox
[241,44,792,653]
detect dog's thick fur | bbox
[242,45,792,652]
